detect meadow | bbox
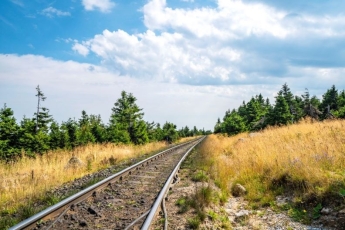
[198,119,345,221]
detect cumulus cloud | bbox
[41,7,71,18]
[82,0,115,13]
[72,43,89,56]
[73,29,241,84]
[72,0,345,87]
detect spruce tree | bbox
[77,110,95,145]
[320,85,338,119]
[162,122,179,143]
[109,91,148,144]
[221,111,247,135]
[0,104,20,160]
[268,93,293,125]
[90,115,107,143]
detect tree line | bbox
[214,83,345,135]
[0,86,210,161]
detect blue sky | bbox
[1,0,345,130]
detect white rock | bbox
[321,208,331,215]
[235,210,249,218]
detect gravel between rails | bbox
[31,141,198,230]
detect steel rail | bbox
[141,136,206,230]
[9,139,199,230]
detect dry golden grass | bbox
[199,119,345,205]
[0,141,172,212]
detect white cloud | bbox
[74,29,242,84]
[143,0,289,38]
[41,7,71,18]
[82,0,115,13]
[72,43,89,56]
[72,0,345,87]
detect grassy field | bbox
[0,137,196,228]
[198,119,345,222]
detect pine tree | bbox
[0,104,20,160]
[77,110,95,145]
[146,121,157,141]
[49,121,62,150]
[162,122,179,143]
[320,85,338,119]
[90,115,107,143]
[278,83,301,123]
[34,85,52,133]
[334,90,345,118]
[246,96,267,130]
[131,120,149,144]
[18,117,50,156]
[183,126,191,137]
[109,91,147,144]
[268,93,293,125]
[221,111,247,135]
[64,119,78,148]
[153,123,164,141]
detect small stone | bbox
[87,206,102,217]
[321,208,331,215]
[79,220,87,227]
[235,210,249,222]
[338,209,345,215]
[249,133,260,137]
[88,207,97,215]
[231,184,247,197]
[276,196,290,207]
[235,210,249,217]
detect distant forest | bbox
[0,87,210,161]
[215,83,345,135]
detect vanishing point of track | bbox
[10,137,205,230]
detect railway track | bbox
[10,137,205,230]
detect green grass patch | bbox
[192,170,208,182]
[187,217,201,229]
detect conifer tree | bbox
[162,122,179,143]
[267,93,293,125]
[109,91,148,144]
[320,85,338,119]
[77,110,95,145]
[34,85,52,133]
[90,115,107,143]
[334,90,345,118]
[49,121,69,149]
[213,118,222,134]
[0,104,20,160]
[64,118,78,148]
[221,110,247,135]
[153,123,164,141]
